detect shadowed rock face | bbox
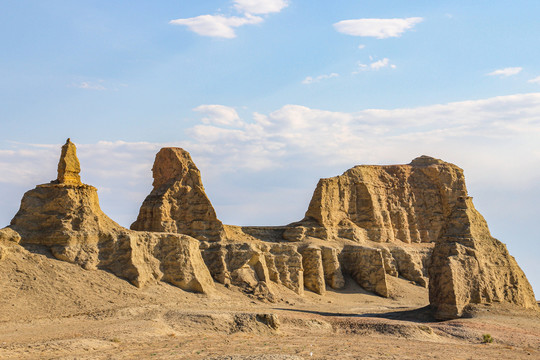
[428,196,537,319]
[290,155,468,243]
[7,141,215,294]
[131,147,225,241]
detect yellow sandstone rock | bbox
[8,140,215,294]
[56,138,82,185]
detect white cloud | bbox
[302,73,339,84]
[76,81,106,90]
[169,14,262,38]
[370,58,390,70]
[487,67,523,77]
[170,0,287,38]
[528,76,540,84]
[333,17,423,39]
[194,105,244,126]
[354,58,396,73]
[358,44,366,49]
[2,94,540,225]
[234,0,288,15]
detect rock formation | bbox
[0,227,21,261]
[428,196,537,319]
[2,141,535,318]
[131,147,225,241]
[7,140,215,294]
[288,155,468,243]
[340,245,390,297]
[321,246,345,290]
[56,138,82,185]
[300,245,326,295]
[389,246,430,287]
[199,241,305,296]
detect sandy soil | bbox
[1,243,539,359]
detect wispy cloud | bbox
[75,81,106,91]
[170,0,287,38]
[233,0,288,15]
[334,17,423,39]
[302,73,339,84]
[354,58,396,73]
[169,14,262,39]
[487,67,523,77]
[528,76,540,84]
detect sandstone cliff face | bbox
[300,245,326,295]
[428,196,537,319]
[321,246,345,290]
[291,156,467,244]
[340,245,390,297]
[200,241,305,296]
[131,148,225,241]
[8,141,215,294]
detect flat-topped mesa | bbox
[56,138,82,186]
[428,196,537,320]
[131,147,225,241]
[286,156,468,243]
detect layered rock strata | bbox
[39,143,532,316]
[300,245,326,295]
[340,245,390,297]
[428,196,537,319]
[7,140,215,294]
[200,241,305,296]
[288,155,468,243]
[131,147,225,241]
[321,246,345,290]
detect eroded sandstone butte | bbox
[5,139,215,294]
[285,155,467,244]
[428,196,537,319]
[131,147,225,241]
[135,149,536,317]
[2,141,535,320]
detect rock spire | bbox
[56,138,82,185]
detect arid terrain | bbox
[1,141,538,359]
[1,241,538,359]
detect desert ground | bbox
[1,243,538,360]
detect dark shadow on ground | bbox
[274,305,436,323]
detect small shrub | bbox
[482,333,494,343]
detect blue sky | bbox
[1,0,539,295]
